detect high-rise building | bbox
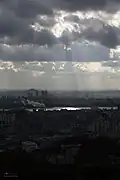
[27,89,39,97]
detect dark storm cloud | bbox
[58,22,120,49]
[100,27,119,48]
[6,28,58,46]
[0,7,119,49]
[0,0,120,51]
[81,25,120,48]
[35,29,59,46]
[59,30,80,45]
[0,9,27,37]
[1,0,120,19]
[16,0,53,17]
[0,3,58,46]
[58,0,120,12]
[0,9,57,46]
[1,0,53,18]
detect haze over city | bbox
[0,0,120,90]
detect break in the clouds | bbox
[0,0,120,49]
[0,1,120,51]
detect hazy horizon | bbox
[0,61,120,90]
[1,88,120,92]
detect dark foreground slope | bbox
[0,137,120,179]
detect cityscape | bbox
[0,101,118,139]
[1,0,120,178]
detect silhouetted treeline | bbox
[1,95,120,108]
[1,108,120,138]
[25,96,120,107]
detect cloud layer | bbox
[58,0,120,12]
[0,1,120,46]
[0,0,120,63]
[3,0,120,14]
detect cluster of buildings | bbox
[0,89,48,99]
[27,89,45,97]
[0,112,16,135]
[20,89,48,98]
[0,108,120,137]
[87,119,120,135]
[0,112,16,126]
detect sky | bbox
[1,0,120,90]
